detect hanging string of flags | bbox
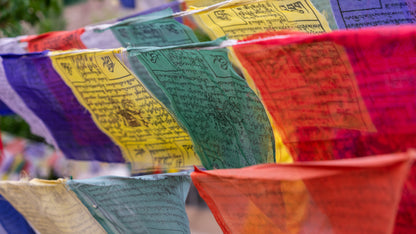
[1,0,416,233]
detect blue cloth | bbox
[120,0,135,8]
[0,101,13,115]
[118,1,183,23]
[330,0,416,29]
[1,53,124,162]
[0,194,35,234]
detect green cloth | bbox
[310,0,338,30]
[67,172,191,234]
[131,42,275,169]
[111,8,199,110]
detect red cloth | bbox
[192,152,414,233]
[233,26,416,232]
[21,28,86,52]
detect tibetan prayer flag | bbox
[112,8,200,110]
[0,37,26,54]
[0,194,35,234]
[120,0,135,8]
[50,49,201,173]
[0,179,106,234]
[67,172,191,233]
[111,9,198,48]
[118,1,184,22]
[330,0,416,29]
[184,0,224,8]
[132,40,275,169]
[233,25,416,161]
[0,56,57,146]
[21,28,87,52]
[233,25,416,233]
[81,27,122,50]
[190,0,332,41]
[310,0,338,29]
[0,101,13,115]
[192,152,414,233]
[1,53,124,163]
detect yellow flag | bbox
[191,0,332,40]
[50,50,201,173]
[0,179,106,234]
[187,0,332,163]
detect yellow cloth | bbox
[51,50,201,173]
[190,0,332,40]
[0,179,106,234]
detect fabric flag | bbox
[50,49,201,174]
[0,178,106,234]
[233,25,416,163]
[21,28,87,52]
[14,25,122,52]
[184,0,332,163]
[192,152,414,233]
[132,40,275,169]
[0,124,3,166]
[184,0,225,8]
[0,101,13,115]
[111,8,200,110]
[118,0,184,22]
[81,26,122,50]
[120,0,135,8]
[310,0,338,29]
[111,8,198,48]
[1,52,124,163]
[0,37,26,54]
[0,56,57,147]
[0,194,35,234]
[232,25,416,232]
[0,44,13,115]
[67,172,191,234]
[330,0,416,29]
[189,0,332,41]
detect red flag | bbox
[21,28,86,52]
[192,152,414,233]
[233,25,416,233]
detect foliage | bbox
[0,0,66,37]
[0,116,46,142]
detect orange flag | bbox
[192,152,414,233]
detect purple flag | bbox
[1,53,124,162]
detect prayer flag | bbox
[1,53,125,162]
[21,28,87,52]
[190,0,332,41]
[233,25,416,232]
[192,152,414,233]
[50,49,201,173]
[0,179,106,234]
[133,40,275,169]
[0,194,35,234]
[330,0,416,29]
[67,172,191,233]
